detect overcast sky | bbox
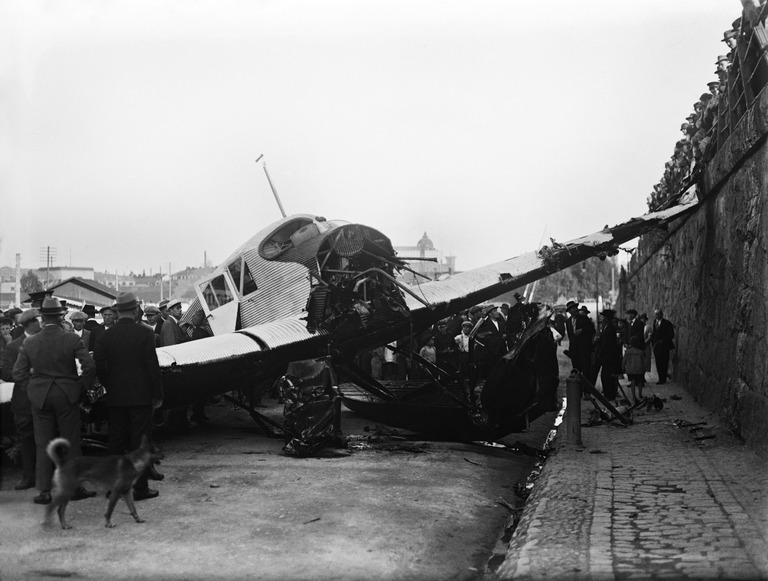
[1,0,739,276]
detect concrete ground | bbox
[0,373,563,581]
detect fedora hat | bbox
[114,291,140,311]
[565,300,579,311]
[167,299,182,310]
[82,304,97,317]
[601,309,616,319]
[39,297,66,316]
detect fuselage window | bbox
[201,282,218,310]
[210,274,234,306]
[227,258,258,297]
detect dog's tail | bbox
[46,438,72,468]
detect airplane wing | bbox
[0,200,697,408]
[153,199,698,408]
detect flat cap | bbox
[69,311,88,321]
[19,309,40,325]
[144,305,160,315]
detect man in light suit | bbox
[13,297,97,504]
[160,299,186,347]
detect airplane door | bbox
[196,272,239,335]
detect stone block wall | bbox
[625,88,768,457]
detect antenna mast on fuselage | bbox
[255,154,287,218]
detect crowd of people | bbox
[562,301,676,404]
[0,291,210,505]
[648,16,761,211]
[1,286,677,502]
[358,293,560,412]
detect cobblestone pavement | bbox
[491,371,768,580]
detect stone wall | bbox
[624,87,768,457]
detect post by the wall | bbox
[566,376,583,446]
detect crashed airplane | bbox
[0,196,700,455]
[151,196,698,452]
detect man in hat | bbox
[158,299,170,321]
[625,308,644,350]
[12,297,97,504]
[94,292,164,501]
[69,311,91,350]
[651,308,675,385]
[160,299,186,347]
[475,305,507,378]
[5,307,24,340]
[82,304,99,332]
[88,305,116,351]
[144,305,164,346]
[11,292,51,340]
[564,301,594,374]
[597,309,622,402]
[1,309,41,490]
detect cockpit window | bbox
[200,274,234,310]
[227,257,258,297]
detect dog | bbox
[45,436,164,529]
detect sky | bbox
[0,0,740,276]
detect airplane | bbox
[1,191,700,455]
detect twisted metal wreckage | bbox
[1,193,701,456]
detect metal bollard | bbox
[566,375,582,446]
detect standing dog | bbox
[45,436,164,529]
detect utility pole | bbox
[15,253,21,307]
[168,262,172,298]
[159,266,164,302]
[39,246,57,288]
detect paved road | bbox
[0,384,562,580]
[492,352,768,580]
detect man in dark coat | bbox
[625,309,645,349]
[88,305,116,351]
[1,309,41,489]
[651,308,675,384]
[474,306,507,379]
[144,305,164,346]
[597,309,622,401]
[12,297,97,504]
[82,304,100,333]
[565,301,595,375]
[94,292,164,500]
